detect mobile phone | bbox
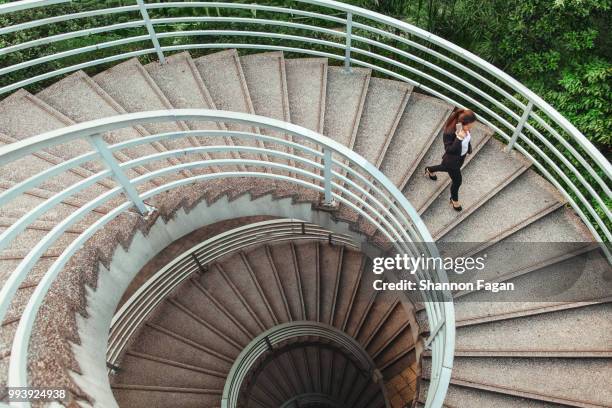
[455,122,463,134]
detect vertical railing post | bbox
[506,100,534,152]
[89,134,153,216]
[136,0,166,64]
[344,12,353,72]
[323,148,336,207]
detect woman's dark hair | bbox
[444,108,476,134]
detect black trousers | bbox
[428,163,462,201]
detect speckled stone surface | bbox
[323,67,371,149]
[455,302,612,353]
[0,132,91,198]
[285,58,328,180]
[92,58,204,175]
[402,121,492,213]
[36,70,180,188]
[439,169,565,245]
[0,90,113,200]
[144,52,232,164]
[421,138,530,238]
[452,248,612,323]
[445,206,596,286]
[379,93,453,190]
[193,50,262,154]
[352,77,412,168]
[433,356,612,406]
[419,380,560,408]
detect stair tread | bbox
[352,77,413,167]
[193,49,258,137]
[144,51,234,169]
[113,352,225,389]
[285,58,328,178]
[0,90,112,200]
[455,302,612,353]
[403,121,491,212]
[35,70,175,189]
[425,356,612,407]
[129,324,233,373]
[92,58,201,164]
[380,92,453,190]
[285,58,327,134]
[453,249,611,324]
[420,380,560,408]
[439,169,564,245]
[323,66,371,148]
[422,138,530,238]
[0,132,90,198]
[446,206,597,287]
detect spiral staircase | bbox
[0,1,611,408]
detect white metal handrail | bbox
[107,218,359,367]
[0,110,453,408]
[1,0,608,266]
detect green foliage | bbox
[356,0,612,150]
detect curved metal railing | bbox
[221,321,385,408]
[1,0,609,263]
[108,218,359,368]
[0,110,453,408]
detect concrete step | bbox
[419,380,560,408]
[144,52,229,155]
[343,261,379,338]
[0,184,100,227]
[352,78,412,168]
[380,93,453,190]
[240,52,291,156]
[422,138,531,239]
[148,298,243,360]
[34,71,170,191]
[0,257,56,294]
[294,241,320,322]
[423,356,612,407]
[0,226,79,261]
[113,350,225,389]
[365,303,412,358]
[452,249,611,326]
[323,66,371,149]
[454,303,612,357]
[216,251,277,329]
[112,384,222,408]
[0,132,98,200]
[199,263,266,337]
[178,277,253,346]
[0,90,113,200]
[438,169,565,247]
[318,243,343,325]
[267,242,305,321]
[285,58,328,175]
[245,245,292,323]
[92,58,202,176]
[289,348,315,394]
[445,206,596,290]
[402,121,492,212]
[193,50,265,165]
[331,249,364,331]
[129,323,233,374]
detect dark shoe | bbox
[450,198,462,211]
[425,167,437,181]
